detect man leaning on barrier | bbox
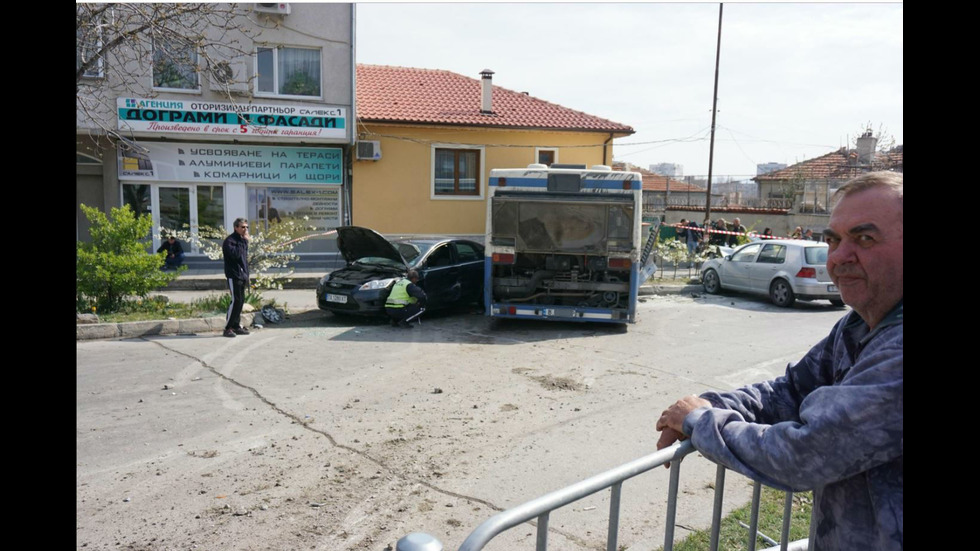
[656,171,903,550]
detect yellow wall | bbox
[352,123,624,234]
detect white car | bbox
[700,239,844,307]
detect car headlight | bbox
[358,278,397,291]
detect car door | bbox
[748,243,787,292]
[418,243,459,308]
[453,241,484,303]
[724,243,763,290]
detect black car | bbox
[316,226,485,316]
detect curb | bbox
[77,313,255,341]
[640,283,701,296]
[77,284,703,341]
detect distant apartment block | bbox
[757,162,787,175]
[649,162,683,177]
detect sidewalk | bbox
[160,267,325,291]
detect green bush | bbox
[77,204,183,313]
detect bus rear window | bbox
[517,203,605,252]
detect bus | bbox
[484,164,656,324]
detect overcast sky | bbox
[354,1,903,178]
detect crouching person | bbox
[385,269,427,328]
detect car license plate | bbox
[827,285,838,292]
[326,293,348,303]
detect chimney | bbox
[855,128,878,165]
[480,69,494,114]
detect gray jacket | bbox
[684,301,903,550]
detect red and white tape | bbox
[669,223,782,239]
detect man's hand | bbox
[655,395,712,468]
[657,426,686,449]
[656,395,712,433]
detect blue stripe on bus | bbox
[490,177,639,190]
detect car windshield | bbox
[393,241,433,268]
[804,247,828,265]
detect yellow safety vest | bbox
[385,278,417,308]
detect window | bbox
[427,245,454,268]
[77,26,103,79]
[122,184,151,217]
[433,147,481,196]
[196,186,224,229]
[153,37,199,90]
[256,46,321,97]
[731,243,762,263]
[158,187,192,233]
[454,242,482,263]
[247,186,341,254]
[536,148,558,167]
[804,247,828,265]
[757,244,786,264]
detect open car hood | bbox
[335,226,408,268]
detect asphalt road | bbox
[76,293,846,550]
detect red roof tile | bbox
[356,64,634,133]
[755,147,903,181]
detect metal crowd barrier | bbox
[398,440,812,551]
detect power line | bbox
[614,127,712,157]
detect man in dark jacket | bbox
[727,218,747,247]
[385,269,427,328]
[222,218,251,338]
[157,235,185,270]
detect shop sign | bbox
[117,97,347,140]
[119,142,343,184]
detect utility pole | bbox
[704,3,723,233]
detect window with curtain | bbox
[434,148,480,196]
[256,46,321,97]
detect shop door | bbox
[158,186,191,236]
[156,186,192,253]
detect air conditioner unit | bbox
[209,60,249,94]
[356,141,382,161]
[255,3,290,15]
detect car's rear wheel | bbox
[829,298,845,308]
[702,269,721,294]
[769,279,796,307]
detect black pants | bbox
[226,278,247,330]
[386,303,424,323]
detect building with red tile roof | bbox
[352,65,635,234]
[356,64,634,133]
[755,146,903,183]
[754,132,903,213]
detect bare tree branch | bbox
[77,3,267,144]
